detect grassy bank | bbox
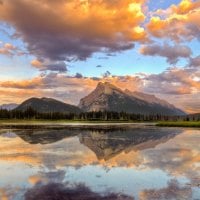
[0,119,154,129]
[157,121,200,128]
[0,119,138,124]
[0,119,199,127]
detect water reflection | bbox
[14,127,180,160]
[0,126,199,200]
[25,182,133,200]
[78,128,180,160]
[14,129,78,144]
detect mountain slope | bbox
[16,97,81,113]
[0,103,19,110]
[79,82,186,116]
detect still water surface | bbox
[0,125,199,200]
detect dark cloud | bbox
[31,60,67,72]
[44,62,67,72]
[0,0,146,62]
[91,77,101,81]
[74,73,83,78]
[103,71,111,78]
[96,65,103,68]
[189,55,200,67]
[140,44,192,64]
[185,23,200,41]
[25,183,134,200]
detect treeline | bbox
[0,107,199,121]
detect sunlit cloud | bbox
[0,0,147,63]
[0,42,24,56]
[147,0,200,42]
[0,65,199,113]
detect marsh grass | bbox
[157,121,200,127]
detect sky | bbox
[0,0,199,113]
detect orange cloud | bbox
[172,0,200,14]
[31,59,42,68]
[147,0,200,42]
[0,73,143,105]
[0,0,147,62]
[0,42,17,56]
[0,67,199,113]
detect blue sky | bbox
[0,0,199,113]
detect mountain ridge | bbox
[9,82,186,116]
[15,97,81,114]
[0,103,19,110]
[79,82,186,116]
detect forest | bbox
[0,107,199,121]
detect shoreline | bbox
[0,119,199,128]
[0,120,156,129]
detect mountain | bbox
[0,103,19,110]
[16,97,82,113]
[79,82,186,116]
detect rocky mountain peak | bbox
[96,82,122,95]
[79,82,186,115]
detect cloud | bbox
[140,43,192,64]
[44,62,67,73]
[0,0,147,62]
[189,55,200,67]
[96,65,103,68]
[143,67,200,95]
[31,59,67,72]
[0,40,27,57]
[0,73,143,105]
[161,92,200,114]
[102,71,111,78]
[74,73,83,79]
[0,42,17,56]
[147,0,200,42]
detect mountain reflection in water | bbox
[14,127,180,160]
[0,126,199,200]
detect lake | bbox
[0,125,199,200]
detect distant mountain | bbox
[0,103,19,110]
[79,82,186,116]
[16,97,81,113]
